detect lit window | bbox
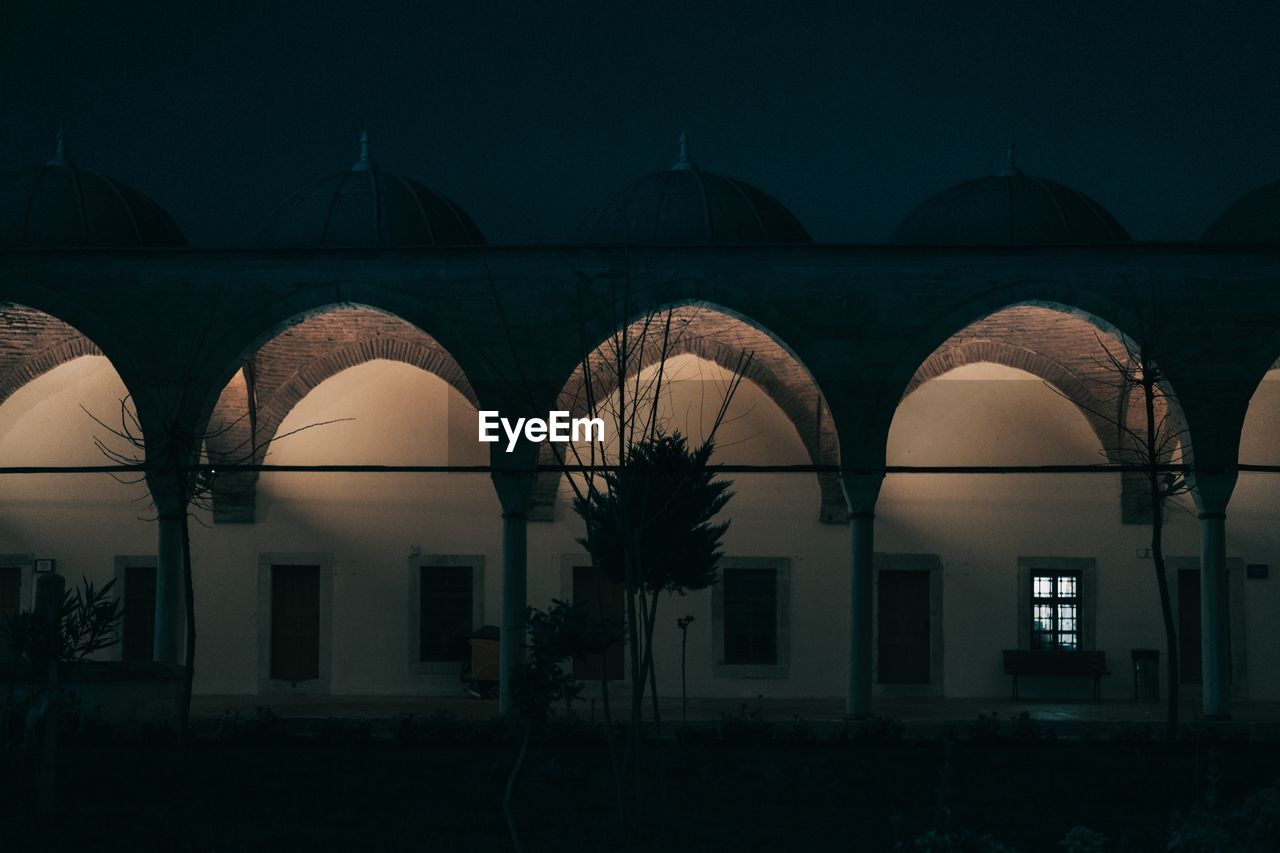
[1031,571,1081,650]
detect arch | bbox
[191,280,485,444]
[902,308,1125,455]
[0,302,151,430]
[205,304,479,522]
[891,284,1144,403]
[0,307,105,408]
[529,301,844,523]
[1223,333,1280,470]
[891,298,1191,523]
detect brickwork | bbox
[204,306,477,522]
[529,304,844,522]
[0,305,101,407]
[906,305,1165,523]
[2,245,1279,517]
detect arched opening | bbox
[880,302,1197,700]
[525,302,848,702]
[531,302,843,522]
[0,304,151,659]
[1222,363,1280,699]
[192,304,493,696]
[204,304,478,522]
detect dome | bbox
[0,133,186,248]
[582,134,811,245]
[255,133,485,248]
[1201,181,1280,242]
[891,147,1130,245]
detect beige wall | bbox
[2,355,1278,701]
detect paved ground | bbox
[191,692,1280,728]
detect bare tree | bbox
[498,271,751,828]
[1062,329,1191,735]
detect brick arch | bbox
[897,303,1183,523]
[0,303,123,410]
[205,306,477,522]
[903,321,1122,456]
[869,285,1150,459]
[529,303,844,524]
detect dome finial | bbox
[352,130,371,171]
[672,130,692,170]
[999,136,1021,176]
[48,128,67,166]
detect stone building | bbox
[2,134,1279,720]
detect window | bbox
[257,552,333,693]
[0,566,21,617]
[724,568,777,665]
[270,564,321,682]
[1031,571,1080,651]
[409,555,484,674]
[419,564,474,663]
[121,564,157,662]
[712,557,790,678]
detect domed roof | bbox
[255,133,485,248]
[1201,180,1280,242]
[0,133,187,248]
[891,146,1130,245]
[582,134,811,245]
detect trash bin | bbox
[464,626,501,698]
[1132,648,1160,703]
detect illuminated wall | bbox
[2,354,1278,701]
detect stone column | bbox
[491,465,535,716]
[153,509,187,666]
[842,473,884,718]
[1192,472,1236,721]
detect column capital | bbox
[840,471,884,517]
[490,467,537,516]
[1189,470,1237,516]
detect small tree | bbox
[545,296,747,831]
[1,576,123,814]
[3,577,124,732]
[504,600,593,853]
[574,431,733,737]
[1111,336,1190,735]
[1066,330,1190,735]
[487,268,752,830]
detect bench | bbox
[1002,650,1109,701]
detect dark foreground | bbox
[2,721,1279,852]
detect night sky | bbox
[4,0,1279,247]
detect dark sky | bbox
[4,0,1279,246]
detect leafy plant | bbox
[504,601,596,853]
[1,577,123,667]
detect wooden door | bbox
[878,570,930,684]
[122,564,157,662]
[270,565,320,682]
[572,565,624,681]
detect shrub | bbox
[1167,777,1280,852]
[1058,825,1107,853]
